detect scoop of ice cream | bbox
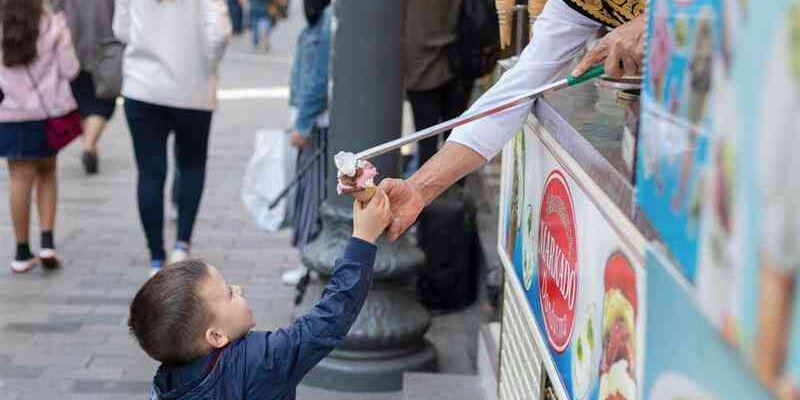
[337,159,378,195]
[335,152,358,177]
[601,288,635,376]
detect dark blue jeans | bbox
[250,6,273,47]
[226,0,244,33]
[124,98,212,261]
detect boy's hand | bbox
[352,188,391,244]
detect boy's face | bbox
[200,265,256,346]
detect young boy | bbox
[128,190,392,399]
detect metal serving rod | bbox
[267,65,605,210]
[354,64,605,161]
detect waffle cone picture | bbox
[529,0,547,38]
[496,0,515,49]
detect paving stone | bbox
[5,322,83,334]
[43,365,123,381]
[63,295,131,306]
[10,352,89,368]
[0,377,70,393]
[403,373,484,400]
[92,305,131,315]
[298,384,402,400]
[0,390,21,400]
[0,365,44,379]
[48,313,125,325]
[33,333,108,346]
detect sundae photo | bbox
[599,253,638,400]
[335,152,378,203]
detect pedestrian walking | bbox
[0,0,80,273]
[249,0,274,51]
[281,0,332,285]
[113,0,232,276]
[227,0,244,35]
[52,0,122,175]
[404,0,472,168]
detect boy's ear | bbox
[205,327,230,349]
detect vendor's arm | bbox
[380,142,483,241]
[447,0,602,162]
[380,0,601,241]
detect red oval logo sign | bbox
[538,170,578,353]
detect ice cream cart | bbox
[493,1,800,399]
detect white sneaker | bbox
[10,258,36,274]
[38,249,61,270]
[281,265,314,286]
[169,242,191,264]
[149,260,164,278]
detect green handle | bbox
[566,65,605,87]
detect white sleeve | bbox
[112,0,130,43]
[204,0,232,73]
[448,0,602,160]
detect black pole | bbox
[298,0,437,392]
[324,0,405,207]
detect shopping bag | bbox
[241,129,297,231]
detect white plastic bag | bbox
[241,129,297,231]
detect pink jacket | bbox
[0,12,80,122]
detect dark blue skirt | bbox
[290,127,328,249]
[0,120,56,160]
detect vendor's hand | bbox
[353,188,391,244]
[378,178,426,242]
[290,131,311,149]
[572,13,647,79]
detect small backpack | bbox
[447,0,501,81]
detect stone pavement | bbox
[0,3,482,400]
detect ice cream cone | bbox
[496,0,515,49]
[529,0,547,39]
[352,186,378,204]
[528,0,546,16]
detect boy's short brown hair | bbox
[128,260,213,365]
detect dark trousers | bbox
[227,0,244,34]
[406,78,473,165]
[124,98,212,261]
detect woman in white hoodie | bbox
[113,0,231,275]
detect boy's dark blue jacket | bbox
[149,238,376,400]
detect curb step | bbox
[402,322,501,400]
[403,373,485,400]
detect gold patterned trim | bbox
[562,0,645,27]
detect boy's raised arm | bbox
[245,191,391,396]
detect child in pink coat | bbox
[0,0,80,273]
